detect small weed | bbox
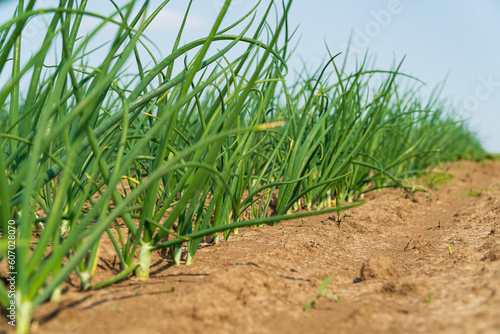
[304,299,317,312]
[464,188,486,196]
[304,276,340,312]
[426,293,432,303]
[112,303,123,313]
[417,172,454,188]
[425,190,436,198]
[386,202,399,213]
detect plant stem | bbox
[135,241,153,279]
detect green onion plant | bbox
[0,1,486,333]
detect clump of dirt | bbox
[2,161,500,334]
[360,256,398,281]
[452,248,478,263]
[403,238,435,253]
[381,278,435,299]
[482,244,500,261]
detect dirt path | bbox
[2,161,500,334]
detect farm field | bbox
[2,160,498,334]
[0,1,497,333]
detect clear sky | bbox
[1,0,498,152]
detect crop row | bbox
[0,1,485,333]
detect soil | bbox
[2,160,500,334]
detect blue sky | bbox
[1,0,499,152]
